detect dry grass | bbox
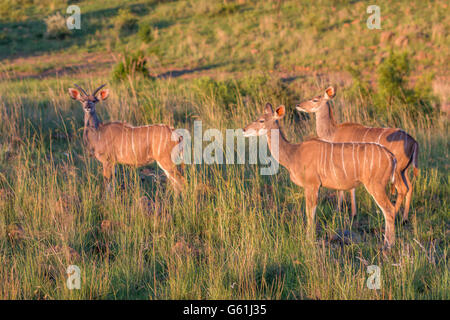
[0,0,448,300]
[0,75,448,299]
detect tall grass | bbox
[0,76,448,299]
[0,0,448,300]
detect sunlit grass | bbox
[0,0,448,300]
[0,74,448,299]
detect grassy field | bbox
[0,0,448,299]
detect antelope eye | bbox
[313,99,319,102]
[259,119,264,123]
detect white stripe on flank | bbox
[147,127,150,158]
[377,130,384,144]
[152,126,156,157]
[352,143,357,178]
[341,144,347,179]
[157,128,163,156]
[378,146,381,169]
[125,129,128,158]
[120,130,124,159]
[363,144,367,177]
[138,128,142,162]
[356,144,360,178]
[370,145,374,172]
[131,128,136,161]
[362,128,370,142]
[320,143,324,177]
[382,148,390,171]
[330,144,339,182]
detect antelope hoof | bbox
[401,218,409,226]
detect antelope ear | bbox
[324,86,336,99]
[274,105,286,119]
[68,88,81,100]
[264,103,273,114]
[98,89,110,101]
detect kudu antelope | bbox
[68,84,184,192]
[243,103,404,248]
[296,86,419,223]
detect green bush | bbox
[138,23,154,43]
[115,8,138,35]
[376,51,436,118]
[215,2,240,16]
[377,52,410,104]
[0,31,11,45]
[44,12,70,39]
[112,51,149,81]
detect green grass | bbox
[1,0,448,74]
[0,0,448,299]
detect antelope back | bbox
[331,125,415,170]
[299,140,396,190]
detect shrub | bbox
[0,31,11,45]
[377,51,410,104]
[376,51,436,118]
[115,8,138,35]
[44,12,70,39]
[216,2,240,16]
[138,23,154,43]
[112,51,149,81]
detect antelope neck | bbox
[84,111,101,130]
[315,102,337,139]
[265,120,297,170]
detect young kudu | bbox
[243,103,404,248]
[68,84,184,193]
[296,87,419,223]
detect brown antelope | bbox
[296,86,419,223]
[243,103,405,248]
[68,84,184,193]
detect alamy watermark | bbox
[367,5,381,29]
[66,5,81,30]
[66,265,81,290]
[170,121,279,175]
[366,265,381,290]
